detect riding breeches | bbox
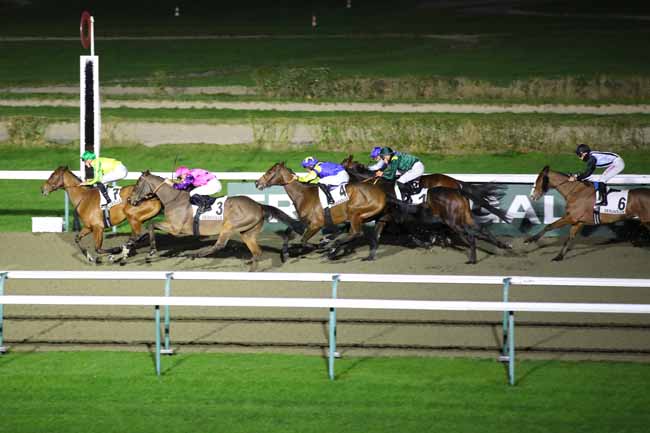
[594,157,625,183]
[100,164,128,183]
[319,170,350,187]
[396,161,425,184]
[189,178,222,197]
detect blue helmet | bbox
[301,156,318,169]
[370,146,382,159]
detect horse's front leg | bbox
[74,226,98,263]
[552,222,584,261]
[524,216,572,244]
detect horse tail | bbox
[261,205,306,235]
[458,181,510,224]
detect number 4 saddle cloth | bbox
[192,196,228,221]
[318,183,350,209]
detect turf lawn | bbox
[0,352,649,433]
[0,1,649,88]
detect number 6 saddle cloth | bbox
[598,189,628,215]
[192,196,228,221]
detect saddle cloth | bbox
[318,183,350,209]
[394,184,428,205]
[598,189,629,215]
[99,186,123,209]
[191,196,227,221]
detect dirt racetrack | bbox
[1,231,649,362]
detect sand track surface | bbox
[1,232,649,361]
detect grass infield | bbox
[0,351,649,433]
[2,144,650,232]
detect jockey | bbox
[296,156,350,205]
[80,151,128,206]
[166,166,222,213]
[375,147,424,203]
[569,143,625,207]
[367,146,386,171]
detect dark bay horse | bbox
[341,157,511,263]
[40,166,162,263]
[255,162,389,260]
[127,171,304,271]
[526,166,650,261]
[341,155,509,223]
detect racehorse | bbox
[127,171,305,271]
[341,157,511,263]
[341,155,509,223]
[526,166,650,261]
[40,166,162,263]
[255,162,389,261]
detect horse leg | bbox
[524,216,572,243]
[462,226,477,264]
[476,226,512,250]
[328,215,364,260]
[75,226,94,262]
[552,223,584,262]
[191,224,234,259]
[240,222,264,272]
[296,226,321,255]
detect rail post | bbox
[328,274,340,380]
[155,305,161,376]
[508,311,515,385]
[0,272,7,354]
[111,182,117,234]
[498,277,512,362]
[161,272,174,355]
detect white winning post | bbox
[79,11,101,173]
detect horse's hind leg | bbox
[552,223,583,261]
[476,226,512,250]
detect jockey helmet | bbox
[576,143,591,156]
[379,147,394,157]
[174,166,191,178]
[81,151,96,161]
[370,146,382,159]
[301,156,318,168]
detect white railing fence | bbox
[2,271,650,385]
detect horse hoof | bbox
[280,251,289,263]
[551,255,564,262]
[524,238,536,244]
[362,255,375,262]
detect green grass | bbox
[0,0,649,90]
[2,144,650,232]
[0,352,649,433]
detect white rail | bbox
[3,270,650,287]
[2,170,650,184]
[2,271,650,384]
[2,295,649,314]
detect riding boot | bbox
[96,182,111,205]
[398,183,412,204]
[597,182,608,207]
[319,183,335,205]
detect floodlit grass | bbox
[0,352,649,433]
[2,144,650,232]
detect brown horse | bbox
[255,162,389,260]
[341,155,508,223]
[340,157,511,263]
[526,166,650,261]
[127,171,305,271]
[40,166,162,263]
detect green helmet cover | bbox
[379,147,394,156]
[81,151,96,161]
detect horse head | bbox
[41,166,71,196]
[340,155,372,181]
[255,162,294,190]
[129,171,157,206]
[530,166,550,201]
